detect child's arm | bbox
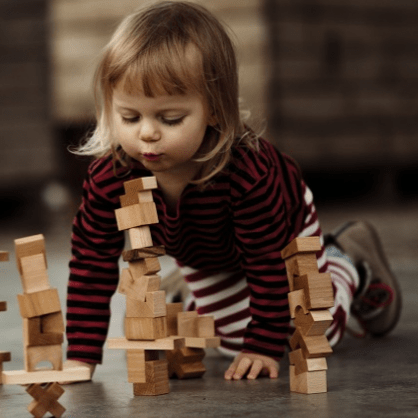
[224,352,279,380]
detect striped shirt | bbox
[67,138,327,364]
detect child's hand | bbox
[224,352,279,380]
[60,359,96,384]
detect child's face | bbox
[111,83,213,177]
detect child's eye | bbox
[121,116,139,124]
[162,117,184,126]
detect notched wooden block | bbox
[288,289,309,319]
[281,236,322,260]
[166,347,206,379]
[126,291,167,318]
[118,269,161,302]
[25,344,63,372]
[289,328,333,359]
[23,316,64,347]
[294,307,333,336]
[26,382,66,418]
[284,253,319,291]
[289,348,327,375]
[17,289,61,318]
[115,202,159,231]
[294,273,334,310]
[125,317,167,341]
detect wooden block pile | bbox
[2,235,90,417]
[108,177,220,395]
[281,237,334,394]
[0,251,11,384]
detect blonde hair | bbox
[75,1,258,185]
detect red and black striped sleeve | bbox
[66,157,126,364]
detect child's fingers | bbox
[232,356,252,380]
[246,359,263,380]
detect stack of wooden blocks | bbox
[2,235,89,418]
[108,176,220,395]
[281,237,334,394]
[0,250,11,384]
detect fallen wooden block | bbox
[289,365,327,394]
[107,336,185,351]
[26,382,65,418]
[17,288,61,318]
[2,367,90,385]
[125,317,167,340]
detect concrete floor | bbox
[0,200,417,417]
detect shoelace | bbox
[347,282,395,338]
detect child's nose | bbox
[139,120,160,142]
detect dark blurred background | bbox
[1,0,417,233]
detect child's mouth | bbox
[143,153,162,162]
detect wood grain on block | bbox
[20,253,50,293]
[284,253,319,291]
[115,202,158,231]
[166,347,206,379]
[289,329,333,358]
[133,360,170,396]
[123,246,166,262]
[177,311,199,337]
[26,382,66,418]
[294,273,334,310]
[2,367,90,385]
[23,317,64,347]
[0,251,9,262]
[17,288,61,318]
[118,269,161,302]
[288,289,309,319]
[125,317,167,341]
[124,177,158,194]
[184,337,221,349]
[126,292,166,318]
[127,350,146,383]
[128,226,153,250]
[14,234,47,276]
[120,190,153,207]
[107,336,185,351]
[25,344,63,372]
[197,316,215,338]
[281,236,322,259]
[294,307,333,336]
[289,365,327,394]
[289,348,327,375]
[128,258,161,277]
[166,303,183,336]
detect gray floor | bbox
[0,201,417,417]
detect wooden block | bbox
[285,253,319,291]
[2,366,90,385]
[0,301,6,312]
[177,311,199,337]
[17,288,61,318]
[166,303,183,336]
[197,315,215,338]
[294,307,333,336]
[0,251,9,261]
[14,235,47,276]
[25,344,63,372]
[20,253,50,293]
[289,328,333,358]
[26,382,65,418]
[118,269,161,302]
[288,289,309,319]
[184,337,221,349]
[126,291,167,318]
[125,317,167,340]
[294,273,334,310]
[115,202,159,231]
[23,316,64,346]
[123,246,166,262]
[128,258,161,277]
[0,351,11,363]
[124,177,158,194]
[128,226,154,250]
[127,349,161,383]
[166,347,206,379]
[133,360,170,396]
[107,336,185,351]
[281,236,322,259]
[289,348,327,375]
[120,190,154,207]
[289,365,327,394]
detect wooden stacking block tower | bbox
[281,237,334,394]
[108,177,220,395]
[2,235,90,417]
[0,251,11,384]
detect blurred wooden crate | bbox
[50,0,269,128]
